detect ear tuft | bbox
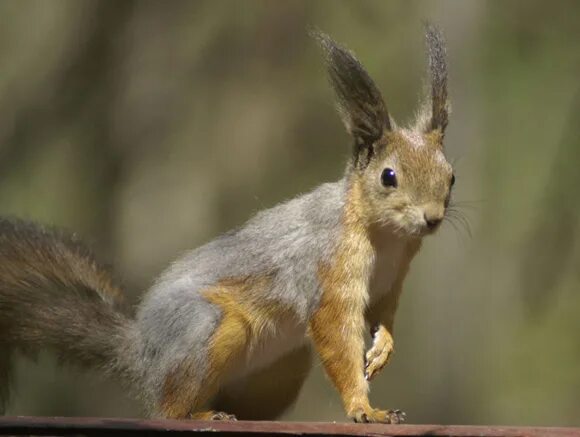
[424,22,449,133]
[311,29,391,148]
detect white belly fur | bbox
[369,232,407,304]
[229,318,308,382]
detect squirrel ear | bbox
[425,23,449,134]
[312,30,391,150]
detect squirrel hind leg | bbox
[190,411,237,421]
[157,284,252,419]
[157,275,284,420]
[157,311,247,420]
[212,344,312,420]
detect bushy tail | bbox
[0,218,136,412]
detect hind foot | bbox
[190,410,237,421]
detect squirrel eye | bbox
[450,173,456,187]
[381,168,397,188]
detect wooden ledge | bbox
[0,416,579,437]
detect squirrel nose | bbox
[424,214,443,230]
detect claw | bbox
[386,409,406,424]
[351,407,406,424]
[210,412,237,421]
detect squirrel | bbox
[0,24,453,424]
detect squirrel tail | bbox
[0,218,137,412]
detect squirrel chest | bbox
[368,232,414,305]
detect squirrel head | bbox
[314,24,453,237]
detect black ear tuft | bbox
[425,22,449,133]
[312,30,391,150]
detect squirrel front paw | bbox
[364,325,394,380]
[349,406,406,424]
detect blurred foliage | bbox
[1,0,579,426]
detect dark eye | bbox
[450,173,456,187]
[381,168,397,188]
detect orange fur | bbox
[309,179,374,416]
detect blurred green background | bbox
[1,0,580,426]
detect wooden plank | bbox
[0,416,579,437]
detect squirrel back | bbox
[0,218,136,412]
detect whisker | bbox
[444,209,473,239]
[444,216,470,244]
[443,215,460,234]
[456,212,473,238]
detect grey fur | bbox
[0,181,348,415]
[134,181,346,410]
